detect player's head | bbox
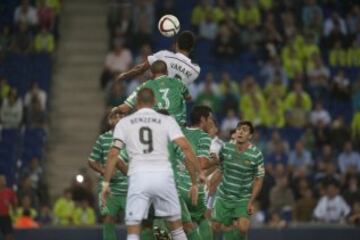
[235,121,254,144]
[108,107,125,128]
[176,31,196,53]
[136,88,155,108]
[190,105,214,132]
[150,60,168,77]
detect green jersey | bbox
[217,142,265,201]
[89,131,128,196]
[125,76,189,125]
[174,127,211,191]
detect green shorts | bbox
[99,193,126,217]
[211,197,249,226]
[178,185,206,223]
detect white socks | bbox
[127,234,140,240]
[171,227,188,240]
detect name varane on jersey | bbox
[147,50,200,85]
[89,131,128,196]
[217,142,265,201]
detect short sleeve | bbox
[167,116,184,141]
[119,149,129,163]
[89,136,102,162]
[125,82,147,107]
[255,152,265,178]
[113,120,126,144]
[147,50,168,65]
[197,135,211,158]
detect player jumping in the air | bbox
[101,88,200,240]
[115,31,200,86]
[211,121,265,240]
[173,105,217,240]
[116,60,191,126]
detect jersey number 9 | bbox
[139,127,153,154]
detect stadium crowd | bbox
[0,0,360,232]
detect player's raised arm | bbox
[116,61,150,82]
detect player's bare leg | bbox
[235,218,250,240]
[127,224,142,240]
[166,218,187,240]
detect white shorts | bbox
[125,171,181,225]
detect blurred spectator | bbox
[220,109,239,138]
[293,188,316,222]
[329,41,347,67]
[314,182,350,223]
[218,72,238,96]
[0,77,10,104]
[110,8,132,45]
[266,131,290,155]
[250,201,265,227]
[0,27,11,55]
[288,140,313,172]
[266,143,288,176]
[53,189,74,225]
[343,176,360,206]
[199,11,218,40]
[347,40,360,67]
[10,22,33,53]
[348,201,360,226]
[106,81,127,107]
[134,44,152,65]
[264,77,287,100]
[284,82,312,127]
[0,175,17,240]
[240,77,267,126]
[24,82,47,111]
[330,116,351,150]
[34,27,55,53]
[324,20,348,49]
[307,55,330,98]
[310,102,331,127]
[213,0,236,23]
[316,144,336,171]
[346,5,360,35]
[324,12,347,37]
[191,0,213,27]
[126,75,147,96]
[253,130,267,154]
[267,211,287,228]
[214,23,238,58]
[20,157,43,190]
[132,17,152,49]
[237,0,261,27]
[301,126,316,152]
[315,162,341,187]
[282,43,303,79]
[260,57,288,87]
[37,0,55,30]
[14,195,37,222]
[156,0,176,19]
[269,176,295,214]
[25,95,47,128]
[132,0,154,35]
[313,118,331,148]
[301,32,320,67]
[73,200,96,226]
[14,0,38,27]
[101,39,133,88]
[264,94,286,128]
[331,71,351,101]
[240,21,263,52]
[0,88,23,129]
[281,11,297,40]
[302,0,323,28]
[17,177,39,209]
[14,209,39,229]
[352,111,360,148]
[35,205,53,226]
[195,79,221,113]
[338,141,360,175]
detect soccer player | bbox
[173,105,216,240]
[116,31,200,86]
[101,88,200,240]
[116,60,191,126]
[211,121,265,240]
[88,110,130,240]
[0,175,16,240]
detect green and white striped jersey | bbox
[89,131,128,196]
[174,127,211,192]
[125,76,189,126]
[217,142,265,201]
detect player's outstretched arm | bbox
[88,160,105,176]
[116,61,150,82]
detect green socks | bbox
[198,219,213,239]
[187,227,202,240]
[224,229,242,240]
[140,228,155,240]
[103,222,116,240]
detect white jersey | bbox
[210,136,224,156]
[147,50,200,85]
[113,108,184,175]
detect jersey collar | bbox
[154,75,167,80]
[137,107,156,113]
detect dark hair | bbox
[150,60,168,75]
[137,88,155,105]
[190,105,212,125]
[157,109,170,115]
[177,31,195,52]
[237,121,254,134]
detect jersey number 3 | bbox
[139,127,153,154]
[157,88,170,109]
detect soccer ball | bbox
[158,15,180,37]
